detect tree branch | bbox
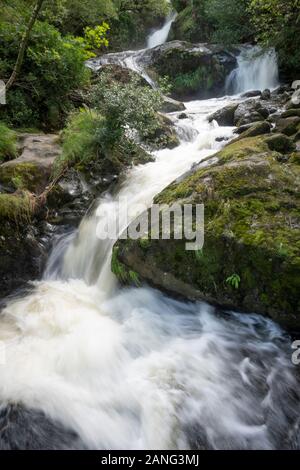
[6,0,45,92]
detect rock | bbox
[0,192,46,297]
[282,109,300,118]
[215,136,229,142]
[287,89,300,109]
[160,96,186,113]
[274,116,300,136]
[261,89,271,100]
[0,404,84,449]
[233,123,254,135]
[234,100,267,126]
[113,134,300,329]
[0,133,60,194]
[292,80,300,90]
[241,90,262,98]
[265,133,296,153]
[178,112,188,119]
[145,41,237,100]
[145,113,180,150]
[272,85,292,96]
[235,121,271,139]
[95,63,147,87]
[208,104,238,127]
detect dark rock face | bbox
[234,121,271,139]
[208,104,238,126]
[0,220,46,299]
[234,100,270,126]
[242,90,262,98]
[144,41,237,100]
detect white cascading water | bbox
[0,21,299,449]
[147,12,177,49]
[226,46,279,94]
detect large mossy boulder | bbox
[113,135,300,329]
[145,41,237,100]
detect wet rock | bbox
[292,80,300,90]
[282,109,300,118]
[287,89,300,109]
[208,104,238,127]
[0,404,84,450]
[242,90,262,98]
[160,96,186,113]
[274,116,300,136]
[178,112,188,119]
[265,133,296,153]
[234,100,267,126]
[261,89,271,100]
[234,123,255,135]
[235,121,271,139]
[145,113,180,150]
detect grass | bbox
[0,191,36,223]
[52,109,104,177]
[0,122,17,162]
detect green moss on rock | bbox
[0,162,49,193]
[113,134,300,329]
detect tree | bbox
[249,0,300,74]
[6,0,45,91]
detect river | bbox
[0,19,299,450]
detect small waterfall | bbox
[146,12,177,49]
[87,49,156,87]
[226,46,279,95]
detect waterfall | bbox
[226,46,279,95]
[0,34,299,450]
[146,12,177,49]
[1,93,299,450]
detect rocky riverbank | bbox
[113,82,300,329]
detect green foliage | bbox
[172,67,214,96]
[0,191,35,222]
[249,0,300,74]
[92,74,164,148]
[53,108,104,176]
[0,19,90,128]
[82,22,110,57]
[205,0,253,44]
[0,123,17,162]
[108,0,170,50]
[226,274,241,289]
[41,0,170,48]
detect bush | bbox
[205,0,253,44]
[53,109,104,176]
[0,122,17,162]
[0,20,90,129]
[249,0,300,75]
[92,74,164,148]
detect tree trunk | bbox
[5,0,45,92]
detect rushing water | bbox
[0,24,299,450]
[226,46,279,94]
[147,12,177,49]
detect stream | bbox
[0,19,299,450]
